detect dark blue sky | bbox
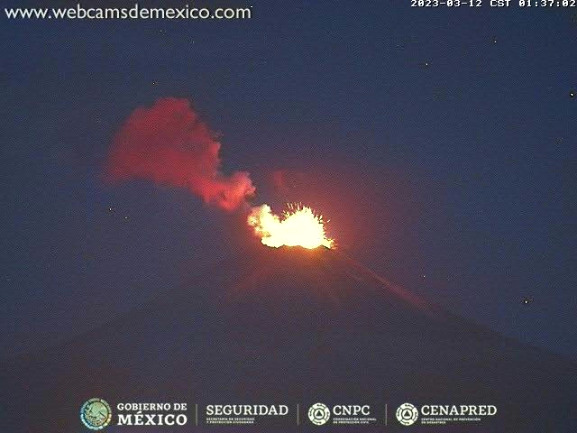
[1,1,575,358]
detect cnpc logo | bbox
[308,403,331,426]
[308,403,371,426]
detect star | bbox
[521,296,534,305]
[570,90,576,98]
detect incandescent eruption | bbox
[247,203,333,249]
[105,98,335,249]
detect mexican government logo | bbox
[396,402,419,426]
[308,402,331,426]
[80,398,112,430]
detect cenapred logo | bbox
[308,402,331,426]
[80,398,112,430]
[396,402,419,426]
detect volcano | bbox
[1,246,576,432]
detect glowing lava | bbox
[247,203,334,249]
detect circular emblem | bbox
[396,402,419,426]
[80,398,112,430]
[308,402,331,426]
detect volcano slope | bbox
[1,245,576,432]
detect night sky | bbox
[1,1,575,360]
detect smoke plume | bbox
[105,98,255,211]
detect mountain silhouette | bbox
[1,245,575,432]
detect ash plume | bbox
[105,98,255,211]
